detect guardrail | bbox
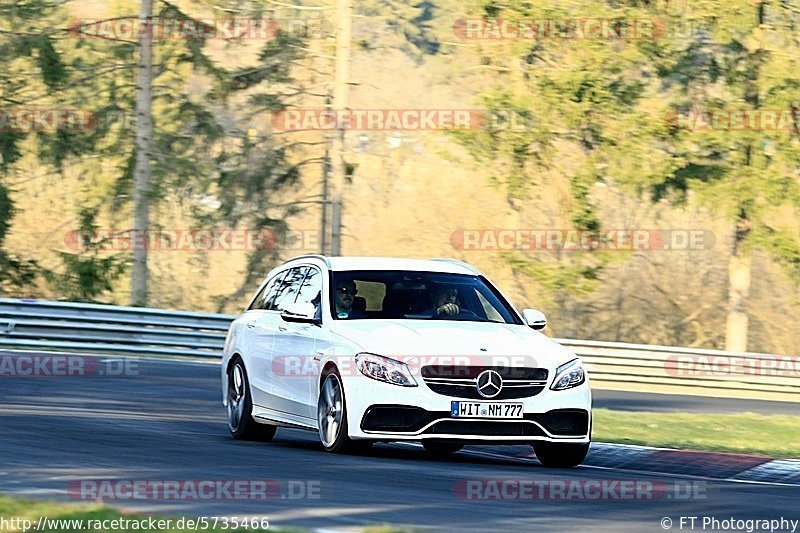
[557,339,800,402]
[0,298,232,359]
[1,298,797,401]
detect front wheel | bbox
[227,358,276,441]
[533,442,589,468]
[317,371,369,454]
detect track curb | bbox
[581,443,800,484]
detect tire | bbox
[533,442,589,468]
[227,358,277,441]
[317,370,369,454]
[422,441,464,455]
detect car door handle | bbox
[278,325,287,332]
[246,323,256,329]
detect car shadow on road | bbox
[244,431,544,469]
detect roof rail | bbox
[429,258,481,274]
[283,254,331,268]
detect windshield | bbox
[329,270,522,324]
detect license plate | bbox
[451,401,523,419]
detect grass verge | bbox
[593,408,800,458]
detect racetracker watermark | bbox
[453,17,750,41]
[272,109,542,131]
[666,516,799,532]
[63,228,320,252]
[68,18,279,41]
[0,355,138,377]
[453,18,667,40]
[450,229,715,252]
[0,109,94,132]
[272,355,537,378]
[68,479,320,501]
[665,355,800,377]
[455,479,706,500]
[666,109,800,131]
[271,109,484,131]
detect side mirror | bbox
[522,309,547,330]
[281,302,318,324]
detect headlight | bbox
[550,358,585,390]
[355,353,418,387]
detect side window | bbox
[247,285,268,311]
[260,270,287,310]
[296,268,322,307]
[247,271,284,311]
[270,267,308,312]
[296,267,323,320]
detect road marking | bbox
[7,488,63,496]
[268,504,421,522]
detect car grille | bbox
[421,365,548,400]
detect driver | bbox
[427,285,460,316]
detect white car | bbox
[221,256,591,467]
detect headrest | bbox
[352,296,367,312]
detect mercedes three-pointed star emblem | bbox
[476,369,503,398]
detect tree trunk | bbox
[330,0,351,256]
[725,220,751,352]
[131,0,153,306]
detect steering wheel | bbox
[454,308,480,319]
[433,307,480,320]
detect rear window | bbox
[353,280,386,311]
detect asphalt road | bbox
[1,356,799,532]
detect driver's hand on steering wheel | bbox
[437,303,460,315]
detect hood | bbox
[329,319,574,369]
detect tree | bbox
[0,0,74,295]
[46,206,126,302]
[131,0,154,306]
[451,0,653,316]
[356,0,440,59]
[1,0,317,306]
[639,0,800,351]
[455,0,800,351]
[0,184,37,294]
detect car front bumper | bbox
[342,372,591,443]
